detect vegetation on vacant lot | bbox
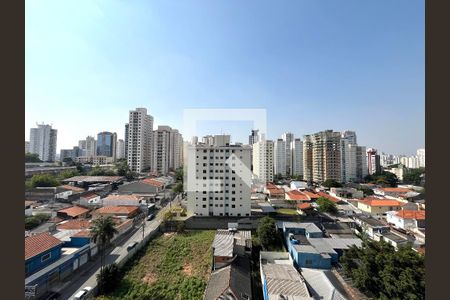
[276,208,298,215]
[25,213,50,230]
[255,216,284,251]
[96,230,215,300]
[341,239,424,300]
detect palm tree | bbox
[90,216,118,279]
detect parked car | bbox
[126,241,139,251]
[72,286,92,300]
[147,213,155,221]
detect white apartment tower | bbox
[417,148,425,168]
[85,136,97,157]
[281,132,294,175]
[186,139,252,217]
[127,108,154,173]
[252,139,274,183]
[116,139,125,160]
[29,123,57,162]
[151,125,183,175]
[274,139,287,177]
[291,138,303,177]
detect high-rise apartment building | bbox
[417,148,425,168]
[59,149,74,162]
[25,141,30,153]
[78,140,87,156]
[303,130,342,183]
[274,139,287,176]
[127,108,153,173]
[186,140,252,217]
[252,139,274,183]
[124,123,129,159]
[281,132,294,175]
[29,123,57,162]
[191,136,199,145]
[85,136,97,157]
[97,132,117,160]
[249,129,259,145]
[367,148,381,175]
[116,139,125,160]
[291,138,303,177]
[151,126,183,175]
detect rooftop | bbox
[297,203,313,210]
[302,191,320,199]
[378,187,412,193]
[56,219,91,230]
[62,176,124,183]
[316,192,341,203]
[60,185,85,193]
[287,190,311,201]
[283,222,322,235]
[142,178,165,187]
[81,192,99,200]
[25,233,63,260]
[57,206,90,218]
[301,268,348,300]
[93,205,140,215]
[353,214,388,227]
[359,198,404,207]
[396,210,425,220]
[260,253,311,300]
[103,194,144,201]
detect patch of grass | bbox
[98,230,215,300]
[276,208,299,215]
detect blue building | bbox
[25,233,64,277]
[280,221,362,269]
[97,131,117,158]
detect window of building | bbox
[41,252,52,262]
[231,205,235,208]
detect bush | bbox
[256,217,282,250]
[25,153,42,162]
[25,214,50,230]
[97,263,122,295]
[30,174,60,187]
[322,179,343,188]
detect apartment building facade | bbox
[187,138,251,217]
[252,139,274,183]
[303,130,342,183]
[281,132,294,176]
[96,131,117,160]
[127,108,153,173]
[151,125,183,175]
[274,139,286,177]
[291,138,303,177]
[29,123,57,162]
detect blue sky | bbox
[26,0,424,155]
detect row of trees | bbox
[341,239,425,299]
[364,171,399,187]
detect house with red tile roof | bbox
[296,203,313,215]
[374,187,413,198]
[357,198,404,216]
[56,205,90,219]
[92,205,140,219]
[25,233,64,277]
[265,183,285,198]
[286,190,311,202]
[80,192,101,204]
[102,194,146,206]
[386,210,426,230]
[301,190,320,200]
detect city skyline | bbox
[26,0,424,155]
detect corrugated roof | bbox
[93,205,139,215]
[262,263,311,299]
[301,268,347,300]
[25,233,63,260]
[212,230,234,257]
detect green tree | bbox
[316,196,338,214]
[403,168,425,186]
[175,167,184,182]
[365,171,399,187]
[30,174,60,187]
[256,217,281,250]
[173,182,183,194]
[322,179,343,188]
[58,169,80,180]
[341,240,425,299]
[25,213,50,230]
[91,216,118,287]
[25,153,42,162]
[88,166,116,176]
[96,263,122,295]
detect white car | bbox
[72,286,93,300]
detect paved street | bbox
[57,206,166,300]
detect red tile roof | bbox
[286,190,310,201]
[25,233,63,260]
[359,198,404,207]
[142,178,164,187]
[316,191,341,203]
[302,191,320,199]
[56,219,92,230]
[103,195,143,201]
[297,203,313,210]
[396,210,425,220]
[57,206,90,218]
[93,205,139,215]
[379,187,412,193]
[48,217,64,223]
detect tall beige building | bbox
[127,108,153,173]
[303,130,342,184]
[151,125,183,175]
